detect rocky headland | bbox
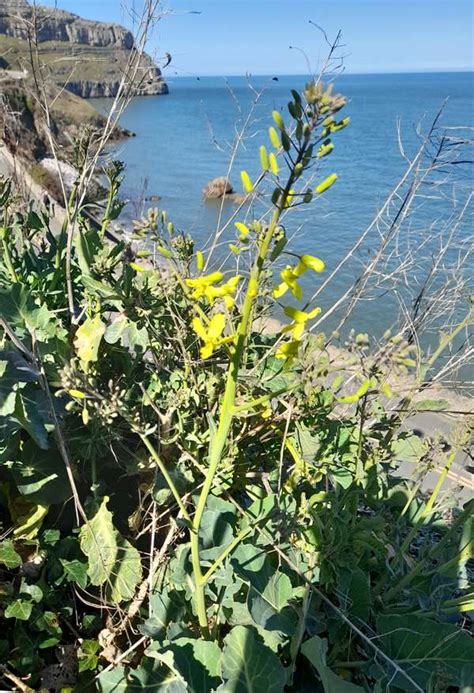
[0,0,168,97]
[0,0,168,204]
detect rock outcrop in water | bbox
[0,0,168,97]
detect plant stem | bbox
[189,176,297,632]
[139,433,191,524]
[1,230,19,283]
[200,527,251,584]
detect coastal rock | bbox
[0,0,133,48]
[203,176,233,199]
[0,0,168,97]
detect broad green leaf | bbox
[141,587,186,639]
[60,558,88,588]
[220,625,286,692]
[79,496,142,604]
[0,539,22,569]
[157,638,221,692]
[80,274,123,303]
[301,636,364,692]
[391,434,425,464]
[74,316,105,363]
[200,496,236,561]
[337,568,371,621]
[14,389,51,450]
[5,599,33,621]
[376,614,474,690]
[10,440,69,504]
[247,569,297,647]
[12,500,48,540]
[96,656,187,692]
[0,284,52,334]
[104,315,128,345]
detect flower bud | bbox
[315,173,338,195]
[234,222,250,239]
[272,110,285,130]
[269,153,279,175]
[269,127,280,149]
[240,170,254,194]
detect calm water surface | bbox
[94,72,473,338]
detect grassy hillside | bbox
[0,34,167,95]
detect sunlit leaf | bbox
[79,496,142,604]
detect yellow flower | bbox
[192,314,234,359]
[186,272,223,301]
[273,266,302,300]
[282,305,321,339]
[297,255,325,274]
[206,275,241,309]
[272,255,325,300]
[276,339,300,365]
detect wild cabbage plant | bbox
[0,78,472,692]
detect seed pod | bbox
[269,127,280,149]
[303,123,311,140]
[137,249,151,258]
[303,190,313,203]
[269,153,279,175]
[294,162,303,177]
[240,170,254,193]
[272,110,285,130]
[196,250,204,270]
[167,221,174,235]
[281,131,291,152]
[229,244,240,255]
[156,245,172,258]
[315,173,338,195]
[295,122,303,140]
[259,145,269,171]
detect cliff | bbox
[0,0,168,97]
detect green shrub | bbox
[0,80,472,692]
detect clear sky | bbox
[42,0,473,76]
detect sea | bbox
[92,72,474,345]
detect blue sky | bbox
[43,0,473,75]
